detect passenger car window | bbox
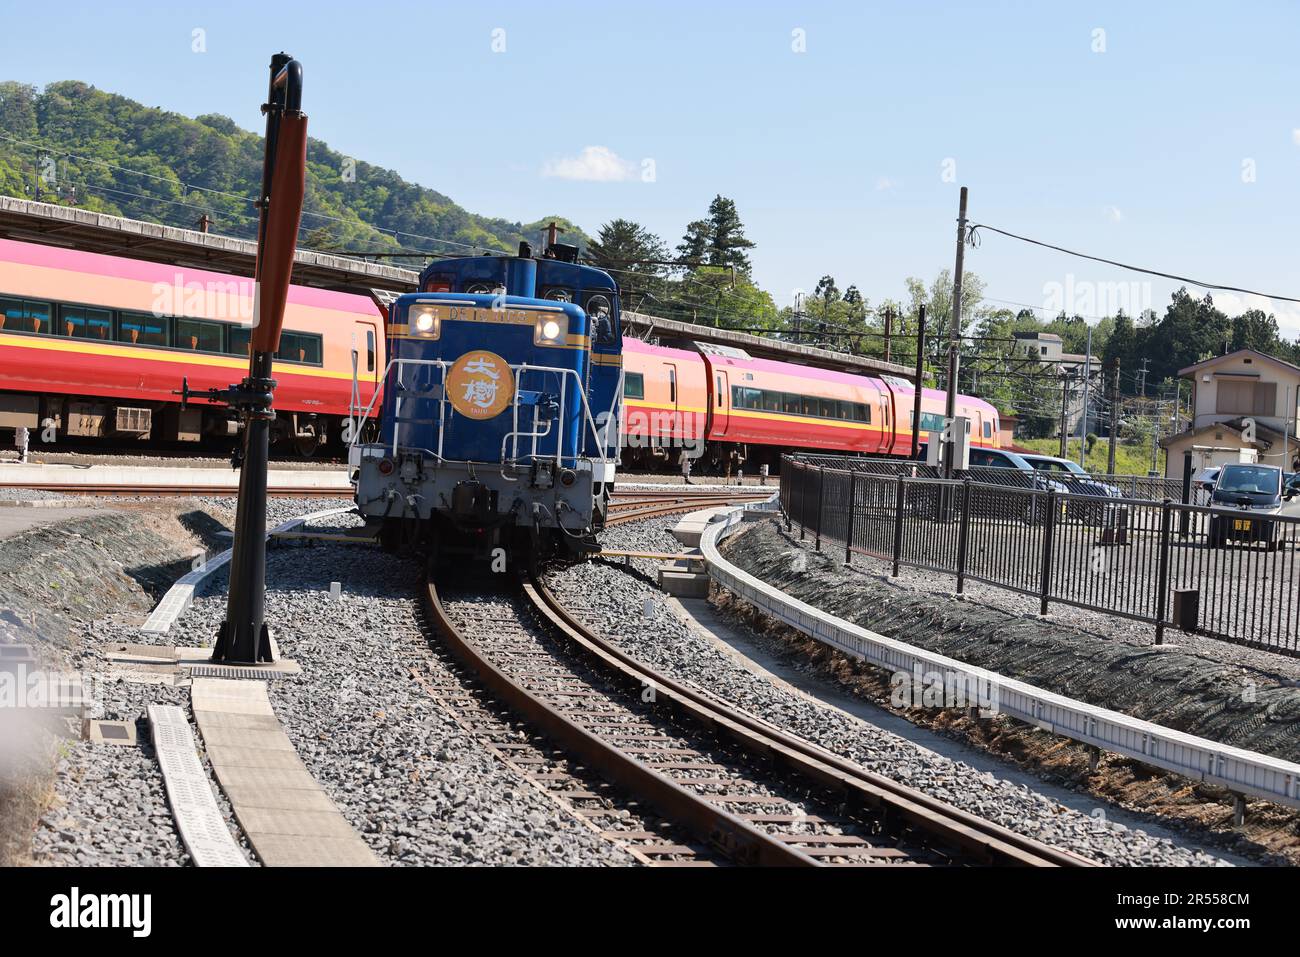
[117,312,168,347]
[61,304,112,340]
[1,298,50,333]
[277,331,323,365]
[176,318,223,352]
[228,326,252,356]
[624,372,645,399]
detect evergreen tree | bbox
[814,275,839,322]
[676,219,710,265]
[586,219,668,309]
[704,194,756,275]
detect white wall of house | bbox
[1163,433,1259,482]
[1189,353,1300,434]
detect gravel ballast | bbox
[544,514,1236,866]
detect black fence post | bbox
[891,472,906,577]
[1039,489,1057,616]
[1155,498,1173,645]
[799,465,807,541]
[1179,449,1193,536]
[955,478,971,594]
[845,472,857,565]
[814,468,825,551]
[782,463,792,531]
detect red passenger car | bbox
[0,239,383,455]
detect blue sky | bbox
[3,1,1298,330]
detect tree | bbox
[1231,308,1281,354]
[676,219,710,264]
[586,219,668,309]
[704,194,756,275]
[813,275,839,322]
[842,285,867,323]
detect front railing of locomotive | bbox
[494,296,612,543]
[349,295,450,527]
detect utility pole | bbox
[943,186,968,477]
[1150,392,1163,476]
[793,292,804,344]
[1137,357,1149,398]
[911,305,926,459]
[1078,325,1092,468]
[1107,358,1120,476]
[883,306,893,364]
[1058,371,1071,459]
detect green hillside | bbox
[0,80,587,265]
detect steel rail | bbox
[527,575,1093,868]
[422,578,817,866]
[0,482,350,498]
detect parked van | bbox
[1207,463,1290,549]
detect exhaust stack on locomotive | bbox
[350,238,623,568]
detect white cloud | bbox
[874,176,897,191]
[1210,291,1300,340]
[1292,128,1300,147]
[541,146,636,182]
[1104,205,1123,223]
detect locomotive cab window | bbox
[176,318,222,352]
[983,421,993,439]
[60,304,112,340]
[542,286,574,303]
[585,293,615,344]
[623,372,645,399]
[118,312,168,347]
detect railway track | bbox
[418,500,1093,867]
[0,482,350,498]
[0,481,771,503]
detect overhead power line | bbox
[968,222,1300,305]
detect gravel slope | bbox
[31,497,628,867]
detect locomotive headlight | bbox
[534,315,566,346]
[409,304,440,337]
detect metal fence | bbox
[781,454,1300,656]
[788,452,1196,503]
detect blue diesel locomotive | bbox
[351,240,623,566]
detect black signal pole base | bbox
[212,621,276,665]
[209,362,279,666]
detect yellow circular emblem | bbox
[447,350,514,420]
